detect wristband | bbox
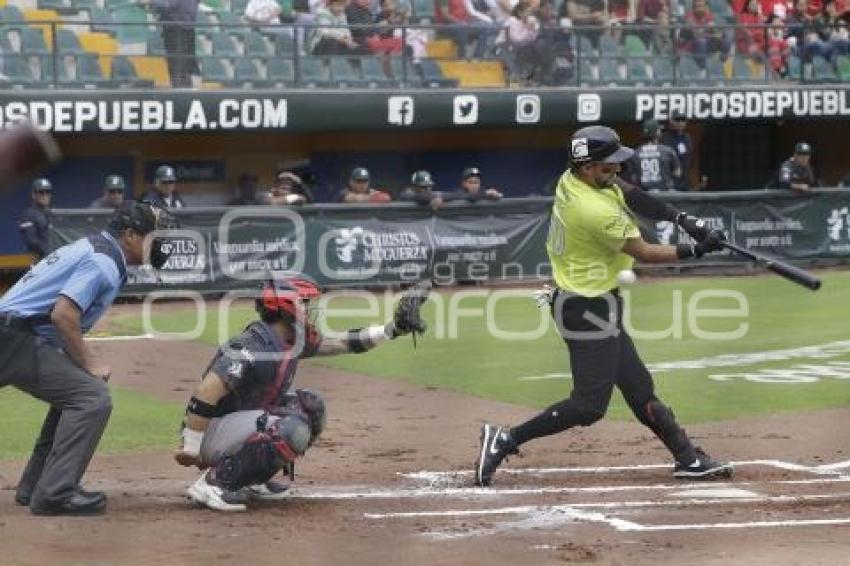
[181,427,204,456]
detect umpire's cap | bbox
[155,165,177,183]
[32,178,52,192]
[794,142,812,155]
[411,170,434,187]
[108,202,162,235]
[350,167,370,181]
[104,174,126,192]
[570,126,634,165]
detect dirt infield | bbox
[1,335,848,566]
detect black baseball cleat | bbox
[673,447,734,480]
[474,424,518,487]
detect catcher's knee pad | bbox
[269,414,312,456]
[295,389,326,445]
[215,433,288,491]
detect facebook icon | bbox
[388,96,414,126]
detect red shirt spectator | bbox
[638,0,669,22]
[736,0,767,54]
[435,0,472,23]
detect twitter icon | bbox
[453,95,478,125]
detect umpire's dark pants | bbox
[0,327,112,508]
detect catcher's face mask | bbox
[257,271,322,326]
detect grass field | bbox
[3,271,848,459]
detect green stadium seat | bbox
[577,35,597,57]
[0,5,25,23]
[360,56,392,87]
[577,57,596,85]
[268,31,296,56]
[243,33,272,56]
[77,52,114,86]
[624,34,650,57]
[40,55,73,85]
[652,57,675,85]
[837,55,850,81]
[597,57,622,85]
[111,6,149,44]
[1,54,37,86]
[411,0,435,20]
[267,57,294,86]
[233,57,265,85]
[299,56,331,87]
[786,54,801,80]
[231,0,251,13]
[56,28,84,54]
[706,55,725,83]
[201,56,231,82]
[147,28,165,54]
[389,56,421,86]
[211,31,239,56]
[599,34,621,57]
[88,7,115,34]
[21,27,50,55]
[678,54,704,84]
[627,58,651,85]
[110,55,155,88]
[329,56,361,87]
[812,55,837,82]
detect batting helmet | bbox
[256,271,322,324]
[569,126,634,165]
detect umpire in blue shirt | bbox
[0,202,170,516]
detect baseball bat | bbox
[721,241,821,291]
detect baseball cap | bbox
[350,167,370,181]
[461,167,481,179]
[794,142,812,155]
[31,178,52,192]
[642,119,662,137]
[570,125,634,165]
[104,174,126,192]
[275,170,300,185]
[411,170,434,187]
[108,202,158,235]
[155,165,177,183]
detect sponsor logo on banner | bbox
[453,95,478,125]
[635,89,850,121]
[333,226,429,269]
[388,96,415,126]
[515,94,541,123]
[827,206,850,252]
[577,93,601,122]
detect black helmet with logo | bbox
[569,126,634,165]
[411,170,434,188]
[32,178,52,192]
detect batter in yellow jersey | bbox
[547,170,640,296]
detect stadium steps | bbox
[426,38,457,59]
[437,59,504,87]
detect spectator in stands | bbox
[767,14,792,74]
[464,0,500,56]
[652,8,676,55]
[311,0,367,55]
[767,142,817,193]
[661,112,705,191]
[537,0,574,84]
[624,120,681,192]
[399,170,444,211]
[736,0,768,58]
[446,166,504,201]
[146,165,186,208]
[505,1,551,84]
[681,0,731,66]
[368,0,407,56]
[149,0,200,88]
[784,0,830,61]
[563,0,609,48]
[814,0,849,58]
[244,0,292,25]
[435,0,484,58]
[18,178,53,261]
[261,170,309,205]
[636,0,669,48]
[340,167,392,202]
[347,0,377,45]
[89,175,127,209]
[228,173,261,205]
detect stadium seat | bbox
[56,28,83,54]
[87,7,114,34]
[200,56,231,83]
[359,55,392,87]
[76,52,113,86]
[0,5,25,23]
[110,54,155,88]
[597,57,622,85]
[147,28,165,54]
[128,54,170,86]
[731,56,756,83]
[233,57,265,86]
[243,33,272,56]
[577,35,597,57]
[577,57,596,84]
[627,58,651,85]
[111,6,148,44]
[211,31,239,55]
[837,55,850,81]
[652,57,675,85]
[270,31,296,56]
[1,54,37,87]
[299,56,331,87]
[624,34,651,57]
[412,0,435,20]
[420,57,457,87]
[706,55,726,83]
[599,34,621,57]
[812,55,837,82]
[678,53,704,84]
[40,55,72,86]
[267,57,294,86]
[389,55,422,86]
[329,56,361,87]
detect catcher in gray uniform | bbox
[174,271,429,511]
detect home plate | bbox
[669,488,760,499]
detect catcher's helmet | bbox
[569,126,634,165]
[256,271,322,324]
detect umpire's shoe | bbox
[188,471,248,512]
[475,424,518,487]
[30,491,107,516]
[673,447,734,480]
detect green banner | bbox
[49,191,849,294]
[4,87,850,135]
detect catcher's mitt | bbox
[392,282,431,344]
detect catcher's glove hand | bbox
[391,282,431,344]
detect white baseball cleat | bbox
[245,480,290,501]
[187,472,247,512]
